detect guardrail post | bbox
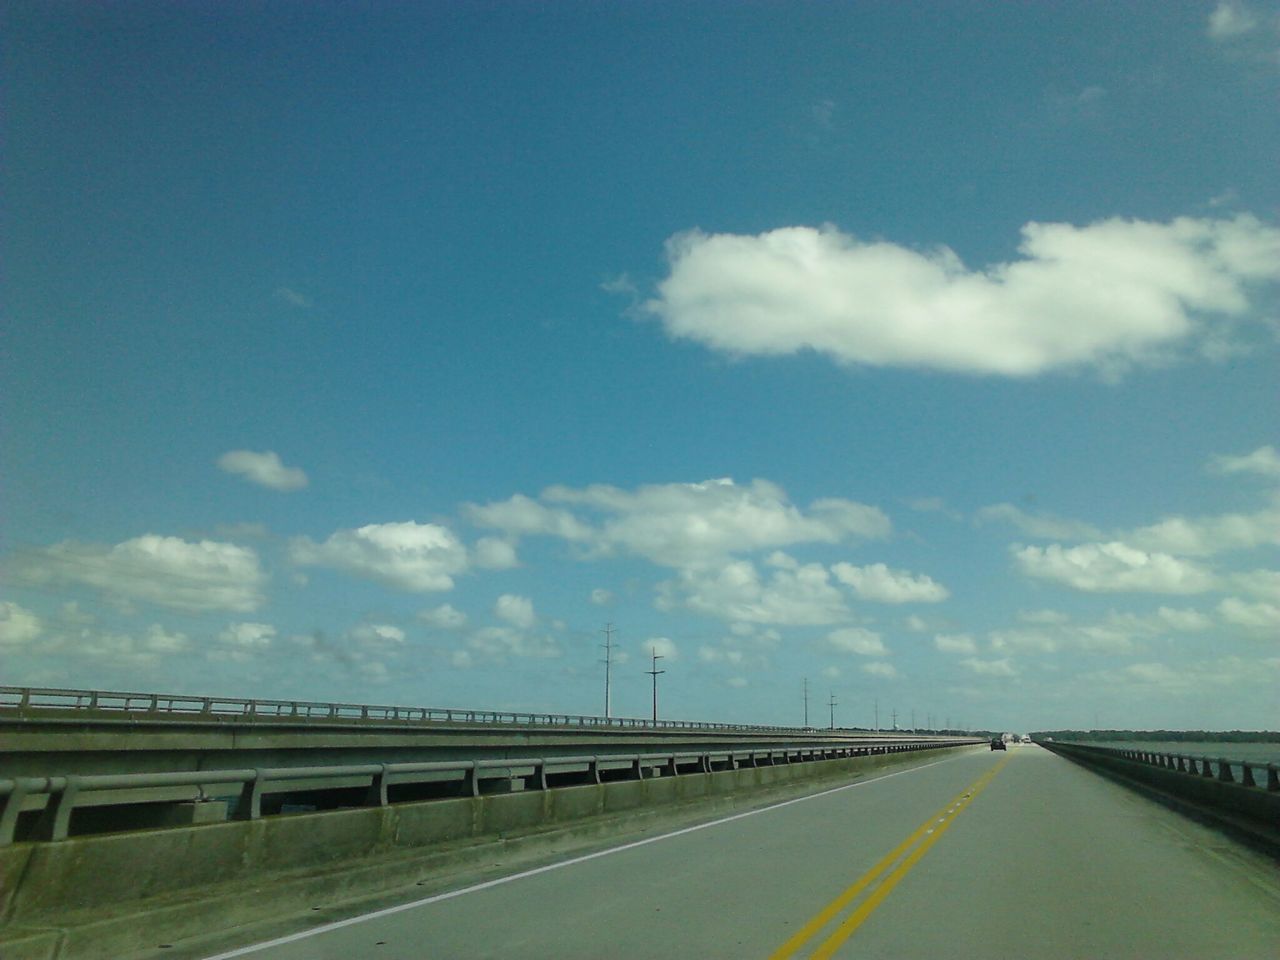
[236,771,264,820]
[590,758,602,785]
[1175,756,1186,773]
[36,776,81,841]
[0,779,37,846]
[463,761,479,797]
[631,758,644,780]
[535,761,548,791]
[1241,763,1257,788]
[366,764,389,807]
[1201,759,1214,779]
[1267,765,1280,792]
[1217,759,1234,783]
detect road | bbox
[202,746,1280,959]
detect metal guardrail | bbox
[1060,743,1280,792]
[0,739,976,845]
[0,685,817,733]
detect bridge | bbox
[2,688,1278,959]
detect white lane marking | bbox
[203,752,973,958]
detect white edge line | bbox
[203,752,968,959]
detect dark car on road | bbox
[990,737,1006,751]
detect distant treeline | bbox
[1033,730,1279,743]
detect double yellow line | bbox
[768,756,1011,959]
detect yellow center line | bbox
[769,755,1011,960]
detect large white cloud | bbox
[1014,542,1218,594]
[657,558,850,625]
[217,449,309,491]
[831,562,949,603]
[468,478,889,568]
[645,215,1280,377]
[12,535,266,612]
[290,522,469,592]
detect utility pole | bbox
[646,651,665,724]
[803,677,810,728]
[911,709,916,732]
[874,698,879,732]
[891,708,898,731]
[600,624,615,719]
[828,691,837,730]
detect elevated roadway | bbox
[0,686,961,778]
[189,745,1280,960]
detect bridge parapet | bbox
[0,684,812,733]
[1,740,977,845]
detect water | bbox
[1071,740,1280,783]
[1075,741,1280,765]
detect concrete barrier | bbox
[0,744,971,960]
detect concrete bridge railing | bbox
[0,685,815,733]
[1,741,973,846]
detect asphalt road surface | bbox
[204,746,1280,959]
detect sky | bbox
[2,2,1278,733]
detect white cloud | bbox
[0,601,42,649]
[903,614,930,632]
[862,661,898,679]
[1124,502,1280,556]
[350,623,406,646]
[640,636,679,660]
[217,450,309,492]
[464,494,593,541]
[976,504,1103,541]
[825,627,888,656]
[645,215,1280,377]
[1210,444,1280,480]
[13,535,266,612]
[822,665,842,679]
[934,633,977,654]
[291,521,468,592]
[1231,568,1280,601]
[1014,542,1217,594]
[590,588,614,606]
[959,657,1017,677]
[494,594,536,629]
[472,537,518,570]
[465,625,560,660]
[658,559,850,625]
[418,604,468,629]
[468,478,888,569]
[216,621,275,660]
[1208,2,1260,40]
[1218,597,1280,631]
[988,629,1059,654]
[831,562,949,603]
[726,675,748,688]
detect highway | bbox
[197,745,1280,960]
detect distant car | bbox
[990,738,1006,751]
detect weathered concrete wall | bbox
[0,745,968,960]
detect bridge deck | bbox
[191,746,1280,960]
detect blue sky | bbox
[3,2,1278,732]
